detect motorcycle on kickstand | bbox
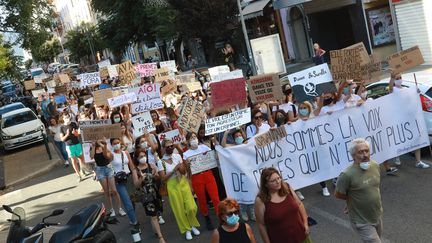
[3,203,117,243]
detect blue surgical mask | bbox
[114,117,121,123]
[226,214,240,225]
[299,108,309,117]
[235,137,244,145]
[343,87,350,95]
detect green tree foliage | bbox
[32,38,61,63]
[0,0,55,55]
[24,59,33,70]
[64,23,105,63]
[0,35,23,80]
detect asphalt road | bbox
[1,152,432,242]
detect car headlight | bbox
[2,133,12,139]
[38,125,45,131]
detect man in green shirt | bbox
[335,138,383,243]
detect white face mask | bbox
[361,91,368,99]
[112,144,121,151]
[190,139,199,148]
[260,107,268,114]
[139,157,147,164]
[395,79,403,87]
[359,161,370,170]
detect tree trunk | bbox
[174,36,184,71]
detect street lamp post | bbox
[237,0,257,76]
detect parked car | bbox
[62,64,80,76]
[48,62,61,73]
[366,70,432,139]
[0,108,45,150]
[30,68,45,78]
[1,84,16,98]
[0,102,25,118]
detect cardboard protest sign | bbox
[183,82,202,92]
[58,74,70,84]
[24,80,36,90]
[175,74,195,84]
[107,65,119,78]
[161,79,177,95]
[178,98,205,133]
[131,83,164,114]
[81,124,122,142]
[209,78,247,109]
[54,95,67,104]
[343,42,370,66]
[97,59,111,69]
[80,72,102,87]
[159,60,177,72]
[45,80,56,89]
[288,63,335,103]
[136,63,157,77]
[205,108,251,136]
[55,85,67,94]
[93,89,113,107]
[158,129,184,145]
[99,67,109,79]
[211,70,244,82]
[387,46,424,74]
[118,61,136,85]
[189,150,219,175]
[247,74,283,104]
[31,89,47,101]
[255,126,288,147]
[208,65,230,81]
[153,67,170,82]
[107,92,137,108]
[360,55,382,85]
[216,88,430,204]
[79,119,112,127]
[330,48,362,82]
[132,111,155,136]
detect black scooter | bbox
[3,203,116,243]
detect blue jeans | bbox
[54,140,68,161]
[115,181,138,224]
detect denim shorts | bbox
[95,164,114,181]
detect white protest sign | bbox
[189,150,219,175]
[47,87,55,94]
[34,75,44,84]
[158,129,185,145]
[80,72,102,87]
[208,65,230,81]
[216,88,429,204]
[136,63,157,77]
[98,59,111,69]
[107,92,137,108]
[211,70,244,82]
[288,63,335,102]
[83,143,95,163]
[107,65,118,78]
[205,108,251,135]
[131,83,164,114]
[160,60,177,73]
[132,111,156,136]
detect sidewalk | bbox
[2,142,62,191]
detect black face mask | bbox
[323,97,334,106]
[165,147,174,155]
[284,89,292,95]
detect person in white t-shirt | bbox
[246,107,276,139]
[314,92,345,116]
[338,80,364,108]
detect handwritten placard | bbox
[79,119,112,127]
[159,60,177,73]
[118,61,136,85]
[255,126,288,147]
[136,63,157,77]
[59,74,70,83]
[55,85,67,94]
[131,83,164,114]
[161,79,177,95]
[208,65,230,81]
[205,108,251,136]
[99,67,109,79]
[93,89,113,107]
[387,46,424,74]
[183,82,202,92]
[132,111,156,136]
[80,72,102,87]
[178,98,205,133]
[107,92,137,108]
[98,59,111,69]
[158,129,184,145]
[209,78,247,109]
[81,124,122,142]
[343,42,370,66]
[154,67,170,82]
[24,80,36,90]
[247,74,283,104]
[330,48,362,82]
[175,74,195,84]
[189,150,218,175]
[107,65,119,78]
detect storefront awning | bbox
[242,0,271,20]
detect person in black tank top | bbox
[211,198,256,243]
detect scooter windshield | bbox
[12,207,26,224]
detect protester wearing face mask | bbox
[222,129,246,147]
[338,80,364,108]
[120,122,135,157]
[158,139,200,240]
[133,149,166,243]
[335,138,383,243]
[110,111,123,124]
[134,131,161,167]
[183,132,220,231]
[211,198,257,243]
[246,108,276,139]
[389,72,429,169]
[314,92,344,116]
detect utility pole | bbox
[237,0,257,75]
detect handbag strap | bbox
[120,151,125,171]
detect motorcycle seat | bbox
[49,204,100,243]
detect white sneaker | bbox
[109,208,116,217]
[394,157,401,166]
[322,187,330,197]
[185,231,193,240]
[416,161,430,169]
[191,227,200,236]
[118,207,127,216]
[158,216,165,225]
[296,191,305,201]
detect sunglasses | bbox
[254,115,262,120]
[226,210,239,217]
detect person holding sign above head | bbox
[246,107,276,139]
[120,122,135,158]
[255,168,312,243]
[183,132,220,231]
[151,110,168,134]
[389,72,430,169]
[314,92,344,116]
[211,198,257,243]
[158,138,200,241]
[335,138,383,243]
